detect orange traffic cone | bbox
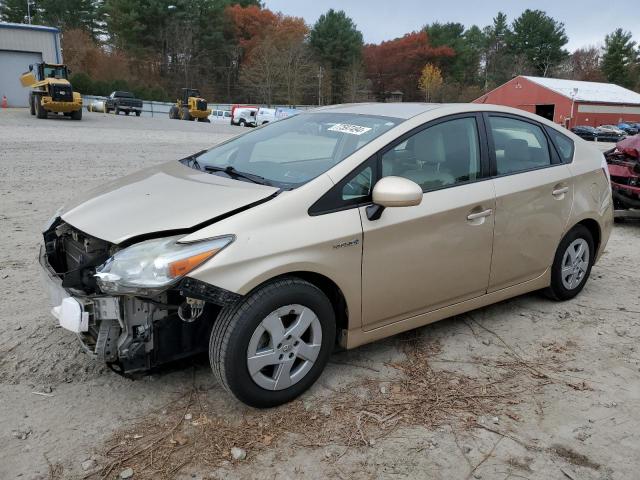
[1,96,7,108]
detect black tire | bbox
[135,111,141,117]
[239,119,246,127]
[71,108,82,120]
[210,277,336,408]
[181,107,191,121]
[35,96,47,119]
[168,106,178,119]
[124,110,130,115]
[115,107,120,115]
[29,93,35,115]
[545,225,595,301]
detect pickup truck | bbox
[105,91,143,116]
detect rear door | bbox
[485,113,574,291]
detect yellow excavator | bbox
[168,88,211,122]
[20,63,83,120]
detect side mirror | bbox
[367,176,422,220]
[29,65,33,71]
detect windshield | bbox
[42,65,68,79]
[192,112,401,188]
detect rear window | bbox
[546,127,575,163]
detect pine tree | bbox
[601,29,637,88]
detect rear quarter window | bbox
[545,127,575,163]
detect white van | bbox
[209,109,232,123]
[232,107,258,127]
[256,107,276,125]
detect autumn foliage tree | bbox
[418,64,443,101]
[363,31,453,101]
[227,5,313,105]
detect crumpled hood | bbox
[61,161,279,244]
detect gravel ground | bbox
[0,108,639,480]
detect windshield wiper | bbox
[180,150,208,170]
[204,165,271,186]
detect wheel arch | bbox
[573,218,601,257]
[246,271,349,343]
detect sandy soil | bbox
[0,109,639,480]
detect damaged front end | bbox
[40,220,240,374]
[605,137,640,212]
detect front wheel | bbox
[545,225,595,301]
[35,96,47,119]
[210,278,336,408]
[135,111,141,117]
[71,108,82,120]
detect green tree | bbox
[0,0,37,23]
[508,9,568,76]
[309,9,363,103]
[38,0,102,34]
[483,12,512,88]
[601,29,637,88]
[423,21,486,99]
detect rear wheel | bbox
[135,111,141,117]
[71,108,82,120]
[210,278,335,408]
[115,107,120,115]
[545,225,595,301]
[181,107,191,121]
[29,93,35,115]
[124,110,130,115]
[239,119,246,127]
[168,106,178,119]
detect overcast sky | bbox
[264,0,639,51]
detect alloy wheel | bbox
[561,238,590,290]
[246,304,322,391]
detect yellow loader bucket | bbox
[20,71,37,88]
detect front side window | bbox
[194,113,400,188]
[489,116,551,175]
[342,166,373,201]
[381,117,481,192]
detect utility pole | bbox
[318,66,323,106]
[570,87,578,129]
[26,0,32,24]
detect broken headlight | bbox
[95,235,234,295]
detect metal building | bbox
[474,76,640,128]
[0,22,62,107]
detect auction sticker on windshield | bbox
[328,124,372,135]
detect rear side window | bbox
[546,127,575,163]
[488,116,551,175]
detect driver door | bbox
[359,115,496,330]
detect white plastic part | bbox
[51,297,89,333]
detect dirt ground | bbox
[1,109,639,480]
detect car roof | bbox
[311,102,443,119]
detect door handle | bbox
[466,209,493,221]
[552,186,569,196]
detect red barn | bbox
[474,76,640,128]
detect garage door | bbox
[0,50,43,107]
